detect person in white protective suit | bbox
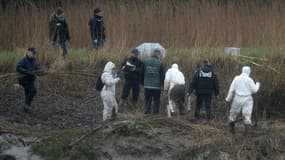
[225,66,260,135]
[164,64,186,117]
[101,62,120,121]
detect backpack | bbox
[95,73,104,91]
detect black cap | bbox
[56,7,64,16]
[131,48,139,56]
[27,48,36,54]
[94,7,102,15]
[203,59,209,65]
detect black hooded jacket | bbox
[88,15,106,41]
[48,15,70,43]
[188,65,219,95]
[121,56,143,81]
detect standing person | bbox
[225,66,260,135]
[164,64,186,117]
[142,49,164,115]
[100,61,120,121]
[188,60,219,121]
[49,7,70,57]
[88,7,107,49]
[16,48,39,113]
[119,49,143,112]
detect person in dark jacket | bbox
[16,48,39,112]
[119,49,143,112]
[142,49,164,114]
[88,7,106,49]
[188,60,219,120]
[49,7,70,57]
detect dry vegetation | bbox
[0,0,284,119]
[0,1,285,159]
[2,0,285,49]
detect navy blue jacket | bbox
[16,55,38,83]
[188,65,219,95]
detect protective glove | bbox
[93,39,98,45]
[256,82,260,88]
[115,77,121,81]
[225,98,230,102]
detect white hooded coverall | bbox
[100,62,120,121]
[164,64,186,115]
[226,66,260,125]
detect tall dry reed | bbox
[2,0,285,50]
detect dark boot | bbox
[229,122,235,134]
[118,99,126,113]
[244,124,252,137]
[23,104,32,113]
[111,108,117,121]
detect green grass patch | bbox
[32,127,105,160]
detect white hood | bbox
[172,64,178,69]
[241,66,251,76]
[226,66,260,101]
[164,64,185,90]
[103,61,115,73]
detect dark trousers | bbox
[170,85,185,114]
[195,94,212,120]
[61,41,68,57]
[20,81,36,106]
[121,80,140,102]
[144,88,161,114]
[53,41,69,57]
[92,37,104,49]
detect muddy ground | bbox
[0,74,284,160]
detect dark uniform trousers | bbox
[195,94,212,120]
[121,80,140,102]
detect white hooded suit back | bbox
[164,64,185,91]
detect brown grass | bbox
[2,1,285,50]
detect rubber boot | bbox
[130,101,138,111]
[23,104,32,113]
[110,108,117,121]
[229,122,235,134]
[244,124,252,137]
[118,99,126,113]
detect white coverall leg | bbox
[229,95,253,125]
[102,94,118,121]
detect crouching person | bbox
[226,66,260,135]
[101,62,120,121]
[164,64,186,117]
[16,48,39,113]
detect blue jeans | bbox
[144,88,161,114]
